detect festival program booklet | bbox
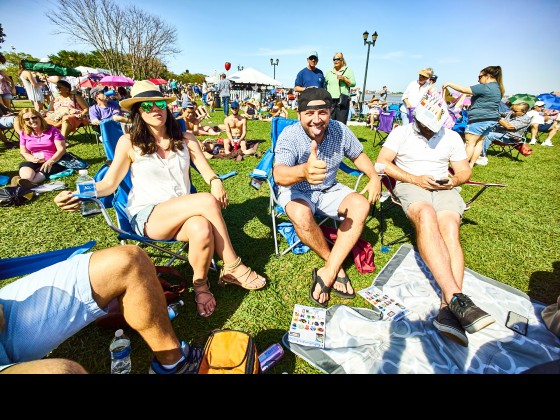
[357,285,410,321]
[288,304,326,348]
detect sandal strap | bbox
[234,266,261,288]
[222,256,242,271]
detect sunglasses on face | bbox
[333,58,341,62]
[231,107,239,110]
[308,57,318,61]
[140,100,167,112]
[478,74,485,81]
[23,116,39,122]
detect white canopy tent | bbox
[226,67,281,86]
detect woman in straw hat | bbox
[54,80,266,318]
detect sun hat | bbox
[297,87,333,111]
[308,51,319,60]
[534,100,545,107]
[120,80,176,111]
[418,68,432,78]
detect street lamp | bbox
[270,58,279,80]
[238,65,244,71]
[360,31,378,120]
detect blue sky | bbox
[1,0,559,96]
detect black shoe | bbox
[433,307,468,346]
[18,178,38,189]
[449,293,495,334]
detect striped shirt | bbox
[274,120,363,201]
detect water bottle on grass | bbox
[110,329,132,374]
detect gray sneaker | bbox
[433,307,468,346]
[449,293,495,334]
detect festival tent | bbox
[227,67,282,87]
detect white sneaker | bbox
[529,139,537,145]
[475,156,488,166]
[542,140,554,146]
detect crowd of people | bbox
[1,53,559,374]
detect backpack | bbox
[0,186,34,207]
[197,329,261,374]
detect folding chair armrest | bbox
[339,161,364,191]
[73,195,127,235]
[463,181,507,207]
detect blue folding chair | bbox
[90,120,237,267]
[0,241,96,280]
[249,117,365,257]
[372,110,396,146]
[388,103,401,125]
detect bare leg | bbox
[18,167,46,184]
[530,124,538,143]
[145,192,264,288]
[286,193,370,305]
[464,132,482,168]
[223,138,232,154]
[1,358,87,374]
[407,203,462,306]
[88,245,182,365]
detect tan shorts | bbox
[394,182,466,217]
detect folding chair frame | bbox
[488,124,531,160]
[377,173,507,248]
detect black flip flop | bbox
[332,274,356,299]
[309,268,330,308]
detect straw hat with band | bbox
[120,80,176,111]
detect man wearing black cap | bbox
[273,88,381,307]
[294,51,325,94]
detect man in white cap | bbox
[294,51,325,93]
[526,100,558,146]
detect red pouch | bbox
[320,226,376,274]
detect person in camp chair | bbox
[273,88,381,308]
[376,110,496,347]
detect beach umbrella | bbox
[79,79,97,89]
[508,93,537,107]
[537,93,560,111]
[21,59,81,77]
[99,75,135,87]
[149,78,168,85]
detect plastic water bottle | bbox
[258,343,284,373]
[76,169,100,217]
[168,300,184,321]
[110,329,132,374]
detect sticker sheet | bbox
[288,304,327,348]
[358,285,410,321]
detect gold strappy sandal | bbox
[218,256,266,290]
[193,279,215,317]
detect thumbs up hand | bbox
[305,140,327,185]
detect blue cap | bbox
[105,90,115,97]
[231,101,239,108]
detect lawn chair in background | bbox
[89,119,236,268]
[0,241,96,280]
[487,122,532,160]
[376,171,507,252]
[388,103,401,125]
[249,117,365,257]
[372,110,396,147]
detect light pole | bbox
[360,31,378,120]
[238,65,244,71]
[270,58,279,80]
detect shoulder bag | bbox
[336,68,350,109]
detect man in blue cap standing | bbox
[294,51,325,94]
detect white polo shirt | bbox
[382,123,467,180]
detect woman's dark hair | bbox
[481,65,505,97]
[56,80,72,90]
[128,104,184,155]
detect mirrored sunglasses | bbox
[23,116,39,122]
[140,100,167,112]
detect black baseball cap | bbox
[297,88,333,111]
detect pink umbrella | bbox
[79,79,97,89]
[99,75,135,87]
[451,91,471,106]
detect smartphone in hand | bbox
[435,179,449,185]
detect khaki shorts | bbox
[394,182,466,216]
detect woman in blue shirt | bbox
[443,66,504,168]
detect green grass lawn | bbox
[1,99,559,374]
